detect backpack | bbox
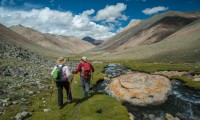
[53,65,65,81]
[81,62,92,78]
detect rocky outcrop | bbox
[15,111,30,120]
[107,73,172,106]
[0,38,55,115]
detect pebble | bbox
[28,91,34,95]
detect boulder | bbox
[107,73,172,106]
[15,111,29,120]
[165,113,180,120]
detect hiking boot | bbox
[67,99,73,103]
[58,106,62,109]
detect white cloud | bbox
[0,7,115,40]
[142,6,168,15]
[94,3,128,23]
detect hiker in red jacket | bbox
[72,56,94,98]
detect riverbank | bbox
[121,61,200,90]
[1,60,200,120]
[101,63,200,120]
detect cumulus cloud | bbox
[142,6,168,15]
[94,3,128,23]
[0,7,115,40]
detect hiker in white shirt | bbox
[51,57,73,109]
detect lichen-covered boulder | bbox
[107,73,172,106]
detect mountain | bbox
[93,40,104,45]
[82,36,95,43]
[82,36,104,45]
[0,23,65,57]
[89,11,200,61]
[120,19,141,32]
[10,25,95,54]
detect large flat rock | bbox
[107,73,172,106]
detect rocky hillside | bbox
[89,11,200,61]
[0,24,66,57]
[0,35,54,115]
[10,25,95,53]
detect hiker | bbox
[51,57,73,109]
[72,56,94,98]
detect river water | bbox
[94,63,200,120]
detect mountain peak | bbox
[82,36,103,45]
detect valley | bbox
[0,10,200,120]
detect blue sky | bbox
[0,0,200,40]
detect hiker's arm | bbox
[65,66,72,80]
[73,63,82,74]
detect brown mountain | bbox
[10,25,95,54]
[0,23,65,57]
[89,11,200,61]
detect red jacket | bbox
[74,61,94,79]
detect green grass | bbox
[26,94,128,120]
[121,60,200,90]
[2,59,200,120]
[121,60,200,74]
[0,63,129,120]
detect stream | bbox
[93,63,200,120]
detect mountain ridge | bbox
[9,25,95,54]
[87,11,200,61]
[92,11,200,52]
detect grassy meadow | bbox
[0,63,129,120]
[1,57,200,120]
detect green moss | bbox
[0,105,21,120]
[26,94,128,120]
[121,61,200,74]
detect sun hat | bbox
[56,57,66,64]
[81,56,87,61]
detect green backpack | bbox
[53,65,65,81]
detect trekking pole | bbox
[68,74,74,101]
[90,71,93,91]
[49,79,55,102]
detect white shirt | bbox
[51,64,72,80]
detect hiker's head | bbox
[81,56,87,62]
[56,57,65,64]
